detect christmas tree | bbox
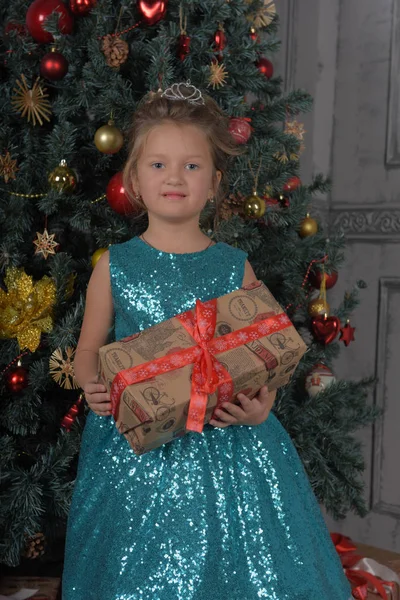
[0,0,378,568]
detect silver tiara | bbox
[161,81,205,105]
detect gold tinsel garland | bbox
[0,267,56,352]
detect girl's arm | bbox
[74,251,114,416]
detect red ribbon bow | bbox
[331,533,389,600]
[110,297,292,433]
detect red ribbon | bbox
[61,394,84,431]
[111,297,292,433]
[331,533,389,600]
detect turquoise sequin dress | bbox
[62,236,351,600]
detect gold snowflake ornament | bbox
[12,75,52,126]
[0,151,18,183]
[49,347,79,390]
[208,62,228,89]
[285,119,306,140]
[33,229,59,259]
[284,119,306,154]
[246,0,276,28]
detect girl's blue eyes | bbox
[151,163,199,170]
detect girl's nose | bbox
[165,166,183,184]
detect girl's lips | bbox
[163,193,186,199]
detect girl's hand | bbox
[83,379,111,417]
[209,386,275,428]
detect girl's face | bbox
[134,121,221,223]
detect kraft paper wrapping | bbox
[98,281,307,455]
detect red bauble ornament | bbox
[229,117,252,144]
[61,394,84,431]
[250,27,258,42]
[311,315,341,345]
[309,269,338,290]
[106,172,138,215]
[137,0,167,26]
[339,321,356,347]
[283,176,302,192]
[69,0,97,15]
[26,0,74,44]
[214,27,226,54]
[178,34,190,61]
[40,48,68,80]
[5,366,29,393]
[256,57,274,79]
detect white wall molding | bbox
[386,0,400,166]
[372,278,400,517]
[330,205,400,242]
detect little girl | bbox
[62,83,352,599]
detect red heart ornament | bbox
[137,0,167,25]
[311,315,341,345]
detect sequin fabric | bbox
[62,236,351,600]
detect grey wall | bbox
[276,0,400,551]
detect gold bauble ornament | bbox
[308,297,330,317]
[91,247,108,268]
[299,213,318,238]
[94,120,124,154]
[243,191,266,219]
[48,159,77,194]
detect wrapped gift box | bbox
[99,280,307,455]
[331,534,400,600]
[0,577,60,600]
[356,543,400,600]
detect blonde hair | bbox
[122,88,243,215]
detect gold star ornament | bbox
[12,75,52,126]
[0,151,18,183]
[33,229,59,259]
[284,119,306,152]
[208,62,228,89]
[49,347,79,390]
[246,0,276,28]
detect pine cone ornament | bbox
[102,35,129,68]
[23,532,46,559]
[220,192,245,220]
